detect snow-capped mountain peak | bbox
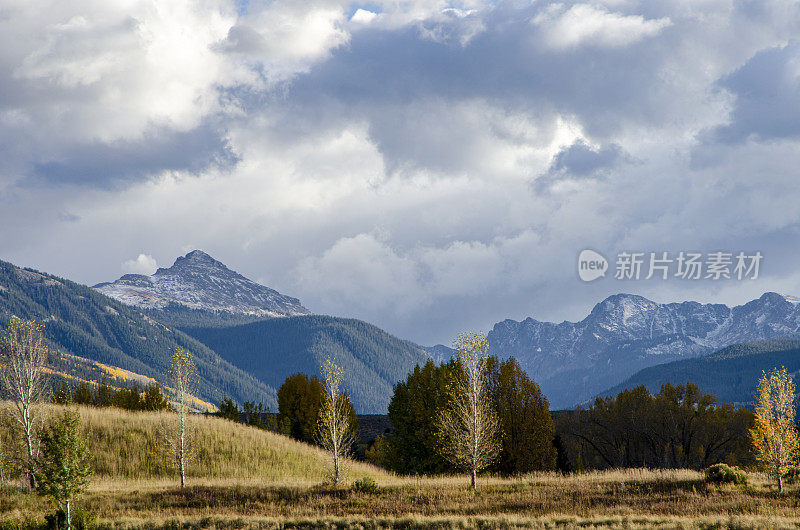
[94,250,310,317]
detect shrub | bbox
[351,477,379,494]
[704,463,747,485]
[784,466,800,485]
[45,506,94,530]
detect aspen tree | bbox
[750,367,798,492]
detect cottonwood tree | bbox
[163,347,197,488]
[278,373,325,443]
[437,332,500,489]
[36,410,91,530]
[0,317,50,488]
[317,357,356,485]
[750,367,798,492]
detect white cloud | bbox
[534,4,671,50]
[122,253,158,275]
[351,9,378,24]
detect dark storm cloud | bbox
[710,41,800,143]
[31,125,237,188]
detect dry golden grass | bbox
[4,406,800,528]
[69,405,387,483]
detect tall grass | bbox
[71,405,387,483]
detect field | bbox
[3,407,800,529]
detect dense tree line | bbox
[371,357,556,476]
[555,383,755,470]
[217,398,278,430]
[217,372,359,448]
[51,380,171,412]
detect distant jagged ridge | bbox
[95,250,311,318]
[0,259,277,408]
[487,292,800,409]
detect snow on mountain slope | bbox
[488,292,800,408]
[94,250,310,317]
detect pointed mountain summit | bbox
[94,250,310,317]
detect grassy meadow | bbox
[3,406,800,529]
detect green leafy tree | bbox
[384,360,458,475]
[555,383,754,471]
[487,357,556,474]
[278,373,325,443]
[36,410,92,530]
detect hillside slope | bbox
[595,337,800,406]
[0,260,277,407]
[69,405,386,482]
[181,315,432,413]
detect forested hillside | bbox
[595,337,800,406]
[0,260,277,407]
[180,315,432,413]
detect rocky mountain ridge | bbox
[487,292,800,408]
[94,250,310,318]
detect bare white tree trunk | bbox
[179,406,186,488]
[164,347,196,489]
[319,358,355,485]
[438,332,500,490]
[0,318,49,490]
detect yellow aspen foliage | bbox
[750,367,798,492]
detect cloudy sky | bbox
[1,0,799,345]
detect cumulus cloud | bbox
[2,0,800,345]
[122,253,158,275]
[533,4,671,50]
[350,9,378,24]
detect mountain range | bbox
[3,248,799,414]
[486,292,800,408]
